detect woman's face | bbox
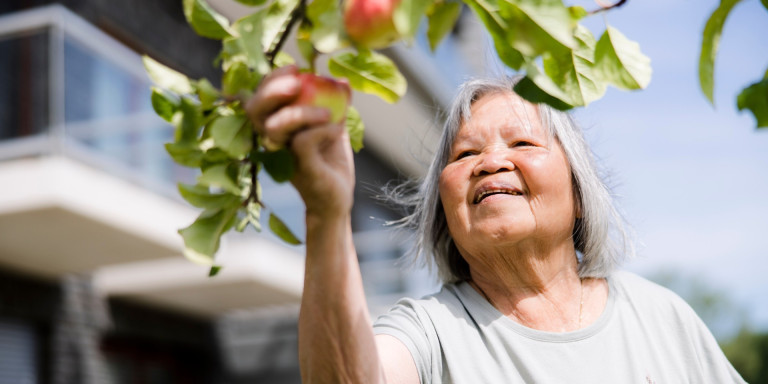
[438,92,577,256]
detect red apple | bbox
[343,0,401,49]
[292,73,351,124]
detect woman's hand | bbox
[247,67,418,384]
[246,66,355,220]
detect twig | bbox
[252,0,308,207]
[266,0,307,67]
[250,135,261,207]
[588,0,627,15]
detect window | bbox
[0,317,39,384]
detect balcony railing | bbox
[0,4,439,302]
[0,5,196,199]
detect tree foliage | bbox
[699,0,768,128]
[650,269,768,382]
[721,327,768,383]
[144,0,765,273]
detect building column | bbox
[51,273,112,384]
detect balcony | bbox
[0,3,448,319]
[0,5,306,316]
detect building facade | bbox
[0,1,486,382]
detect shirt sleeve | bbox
[373,298,436,384]
[686,308,747,383]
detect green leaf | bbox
[222,61,257,97]
[699,0,742,105]
[427,1,462,52]
[234,0,268,6]
[259,148,295,183]
[179,207,238,264]
[235,215,249,232]
[736,78,768,128]
[219,38,241,71]
[345,106,365,152]
[210,114,252,158]
[174,97,203,143]
[329,51,407,103]
[306,0,348,53]
[208,265,222,277]
[220,35,269,76]
[195,78,220,111]
[297,21,318,66]
[151,86,180,122]
[568,5,587,22]
[236,200,262,232]
[143,56,194,94]
[273,51,296,67]
[464,0,525,70]
[198,163,241,195]
[268,213,302,245]
[202,147,232,165]
[762,0,768,10]
[594,26,651,90]
[183,0,233,39]
[260,0,301,54]
[165,142,204,167]
[499,0,575,57]
[236,162,259,199]
[394,0,432,40]
[514,68,573,111]
[246,200,262,231]
[178,183,240,209]
[231,14,271,75]
[542,25,606,106]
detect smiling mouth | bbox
[473,189,522,204]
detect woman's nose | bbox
[473,149,515,176]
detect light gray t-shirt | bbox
[373,271,745,383]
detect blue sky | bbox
[569,0,768,332]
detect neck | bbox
[463,237,579,291]
[463,240,589,332]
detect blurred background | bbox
[0,0,765,383]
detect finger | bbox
[246,66,300,128]
[263,106,332,150]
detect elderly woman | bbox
[247,66,745,383]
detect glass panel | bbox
[64,37,151,123]
[0,317,38,384]
[0,29,49,140]
[62,34,197,192]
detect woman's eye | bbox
[514,141,534,147]
[456,151,474,160]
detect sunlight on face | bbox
[438,92,577,258]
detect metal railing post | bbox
[48,14,66,156]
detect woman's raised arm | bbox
[246,66,417,384]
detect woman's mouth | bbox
[473,188,522,204]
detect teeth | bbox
[475,189,521,203]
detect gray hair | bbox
[386,77,633,284]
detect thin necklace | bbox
[578,277,584,328]
[474,278,585,329]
